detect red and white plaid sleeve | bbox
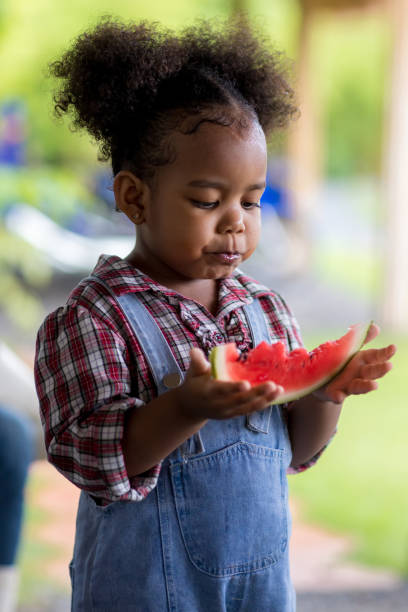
[34,304,161,504]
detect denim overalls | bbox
[70,285,295,612]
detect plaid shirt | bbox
[35,255,323,505]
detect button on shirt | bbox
[34,255,326,505]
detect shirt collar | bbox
[92,254,272,308]
[92,254,182,299]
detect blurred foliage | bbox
[0,0,239,167]
[313,245,382,299]
[0,0,393,334]
[312,13,391,176]
[0,166,97,221]
[0,166,100,331]
[0,227,50,331]
[0,0,391,175]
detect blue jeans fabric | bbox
[0,405,33,565]
[70,292,295,611]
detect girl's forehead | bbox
[162,120,267,182]
[181,116,265,149]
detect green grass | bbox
[290,333,408,576]
[19,538,63,602]
[17,469,69,603]
[313,244,383,300]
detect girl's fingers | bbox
[253,381,282,395]
[222,381,282,410]
[361,344,397,364]
[348,378,378,395]
[215,380,280,398]
[234,385,279,404]
[213,380,251,396]
[214,392,271,419]
[187,347,211,377]
[236,393,277,415]
[249,381,283,401]
[327,377,377,401]
[361,360,393,380]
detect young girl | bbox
[35,17,395,612]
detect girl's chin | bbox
[201,264,240,279]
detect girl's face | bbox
[127,118,267,286]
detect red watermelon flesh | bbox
[210,322,370,404]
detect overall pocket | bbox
[170,441,288,577]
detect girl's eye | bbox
[242,202,261,209]
[191,200,219,209]
[190,200,261,210]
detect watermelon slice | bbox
[210,322,371,404]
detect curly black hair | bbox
[50,16,297,180]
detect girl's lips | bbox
[209,252,241,263]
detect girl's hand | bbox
[312,323,397,404]
[174,347,283,422]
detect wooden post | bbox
[287,0,379,274]
[381,0,408,331]
[286,2,323,272]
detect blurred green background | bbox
[0,0,406,607]
[0,0,394,335]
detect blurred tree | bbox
[0,0,400,333]
[0,228,50,332]
[0,0,229,167]
[0,163,104,333]
[0,1,48,334]
[231,0,248,12]
[0,0,388,176]
[300,0,373,8]
[318,14,388,177]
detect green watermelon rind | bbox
[210,321,372,405]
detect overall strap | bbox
[242,298,273,434]
[242,298,272,346]
[88,275,204,457]
[116,293,184,396]
[88,275,183,393]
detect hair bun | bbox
[50,18,185,146]
[49,16,296,176]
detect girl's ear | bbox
[113,171,150,225]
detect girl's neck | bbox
[124,252,219,316]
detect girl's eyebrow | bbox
[187,179,266,191]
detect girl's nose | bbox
[217,205,245,234]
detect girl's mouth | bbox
[210,252,241,264]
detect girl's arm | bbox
[123,348,283,476]
[286,395,342,467]
[287,325,396,468]
[122,389,207,476]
